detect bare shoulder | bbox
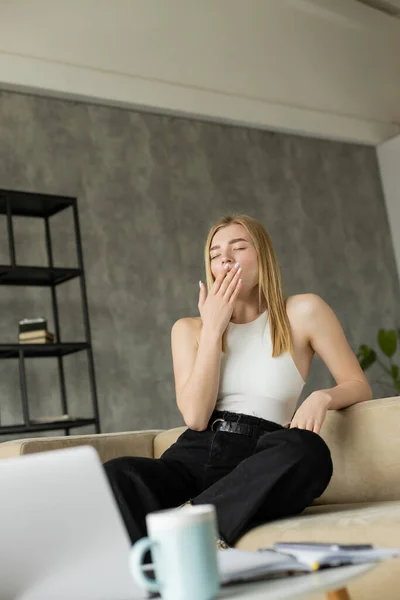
[172,317,202,347]
[286,292,324,317]
[171,316,201,337]
[172,316,201,327]
[286,293,331,342]
[286,293,327,344]
[171,317,198,333]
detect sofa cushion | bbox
[154,426,187,459]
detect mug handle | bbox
[129,537,160,593]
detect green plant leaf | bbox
[356,344,376,370]
[391,364,399,381]
[357,344,371,357]
[378,329,397,358]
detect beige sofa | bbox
[1,396,400,600]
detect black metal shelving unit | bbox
[0,189,101,436]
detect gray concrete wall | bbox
[0,90,398,440]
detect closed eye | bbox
[210,248,246,260]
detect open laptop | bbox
[0,445,147,600]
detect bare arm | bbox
[171,264,241,431]
[171,319,223,431]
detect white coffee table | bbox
[216,562,377,600]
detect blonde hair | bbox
[203,213,293,357]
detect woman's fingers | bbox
[219,264,240,295]
[198,280,207,308]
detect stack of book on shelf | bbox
[18,317,55,344]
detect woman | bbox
[104,213,372,549]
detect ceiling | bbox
[355,0,400,17]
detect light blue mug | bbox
[129,504,220,600]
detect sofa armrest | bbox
[0,429,164,462]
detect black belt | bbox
[208,414,285,437]
[210,418,254,435]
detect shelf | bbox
[0,265,82,286]
[0,189,74,217]
[0,189,101,437]
[0,343,89,358]
[0,418,96,435]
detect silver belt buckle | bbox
[211,418,225,432]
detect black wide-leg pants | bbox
[103,410,333,548]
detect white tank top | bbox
[215,310,305,425]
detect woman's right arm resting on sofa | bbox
[171,318,222,431]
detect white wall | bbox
[0,0,399,145]
[377,134,400,281]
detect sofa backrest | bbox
[154,397,400,505]
[315,396,400,504]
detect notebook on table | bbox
[216,543,400,585]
